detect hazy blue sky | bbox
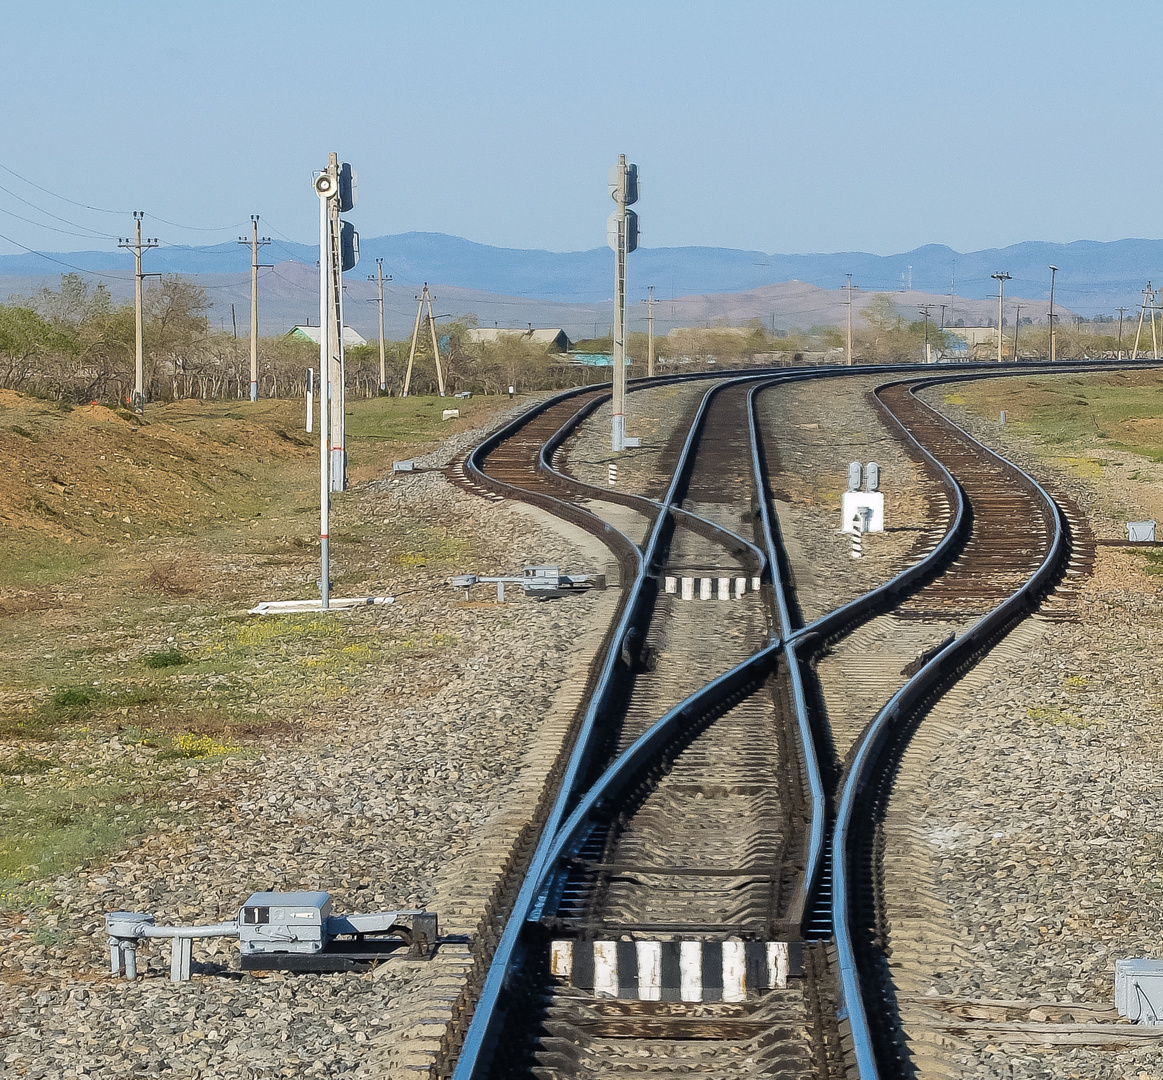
[1,1,1155,258]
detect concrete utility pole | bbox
[368,258,392,393]
[1048,265,1059,362]
[642,285,656,378]
[402,284,445,397]
[991,272,1011,363]
[845,274,855,366]
[1153,287,1160,361]
[325,153,348,490]
[313,166,335,608]
[118,212,158,413]
[238,216,271,402]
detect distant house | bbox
[466,327,572,353]
[941,325,998,359]
[286,324,368,348]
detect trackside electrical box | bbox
[1115,958,1163,1024]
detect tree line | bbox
[0,275,590,404]
[1,277,1135,406]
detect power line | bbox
[0,159,248,233]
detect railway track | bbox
[435,362,1144,1079]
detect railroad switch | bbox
[451,565,606,601]
[105,891,438,981]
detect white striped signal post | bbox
[608,462,617,486]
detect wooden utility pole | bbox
[402,284,445,397]
[991,272,1011,363]
[118,212,158,413]
[367,258,392,392]
[1132,282,1154,361]
[919,304,933,363]
[642,285,656,377]
[238,216,271,401]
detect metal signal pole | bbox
[611,155,629,449]
[238,216,271,402]
[1117,306,1127,358]
[1013,304,1022,361]
[642,285,656,377]
[118,212,158,413]
[368,258,392,392]
[991,272,1011,363]
[607,154,639,450]
[314,168,336,609]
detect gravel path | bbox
[755,375,937,623]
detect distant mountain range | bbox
[0,231,1152,337]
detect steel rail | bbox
[452,372,777,1079]
[746,377,828,931]
[830,376,1067,1080]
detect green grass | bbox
[953,371,1163,460]
[344,395,479,443]
[0,537,98,589]
[143,647,188,669]
[0,767,182,889]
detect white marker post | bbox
[306,368,314,434]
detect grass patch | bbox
[0,538,97,589]
[144,647,188,669]
[0,684,166,740]
[1027,704,1097,729]
[156,732,241,761]
[1051,456,1104,480]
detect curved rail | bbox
[830,377,1067,1079]
[747,377,828,930]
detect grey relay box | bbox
[238,891,332,955]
